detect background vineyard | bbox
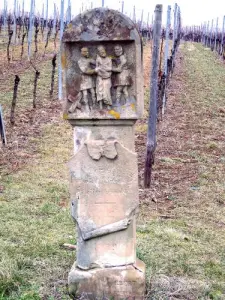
[0,2,225,300]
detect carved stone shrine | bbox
[62,8,145,299]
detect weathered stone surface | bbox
[62,8,145,298]
[61,8,144,120]
[85,139,117,160]
[69,124,138,270]
[68,259,146,299]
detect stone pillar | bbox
[62,8,145,299]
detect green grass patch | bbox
[0,119,73,298]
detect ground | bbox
[0,42,225,299]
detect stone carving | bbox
[95,45,112,109]
[62,8,145,299]
[71,200,131,241]
[85,139,117,160]
[78,47,96,112]
[112,45,131,104]
[68,45,132,113]
[82,218,131,240]
[68,129,139,271]
[68,93,82,114]
[68,48,96,114]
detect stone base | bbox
[68,259,146,299]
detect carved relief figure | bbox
[78,47,96,112]
[112,45,131,104]
[95,45,112,109]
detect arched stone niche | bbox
[62,8,143,121]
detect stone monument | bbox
[62,8,145,299]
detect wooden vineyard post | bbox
[210,19,214,50]
[172,3,178,48]
[10,75,20,124]
[214,17,218,52]
[147,12,150,40]
[12,0,17,58]
[21,32,26,59]
[58,0,64,101]
[202,22,206,46]
[221,16,225,55]
[53,3,57,38]
[140,9,144,31]
[133,6,136,24]
[22,0,24,27]
[46,0,49,29]
[157,30,165,120]
[3,0,7,39]
[144,4,162,188]
[66,6,70,25]
[50,54,57,97]
[205,21,210,47]
[44,0,49,43]
[41,3,45,41]
[7,29,13,63]
[28,0,34,59]
[206,21,210,47]
[43,25,52,57]
[177,7,181,45]
[54,22,59,52]
[162,4,171,115]
[68,0,72,23]
[172,3,178,70]
[121,1,124,13]
[0,105,7,145]
[34,19,39,58]
[33,70,40,108]
[201,23,204,45]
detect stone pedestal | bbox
[67,121,145,299]
[68,259,145,299]
[61,8,145,299]
[69,121,138,271]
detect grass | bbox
[0,58,58,111]
[0,120,74,299]
[0,42,225,299]
[0,46,72,298]
[137,42,225,299]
